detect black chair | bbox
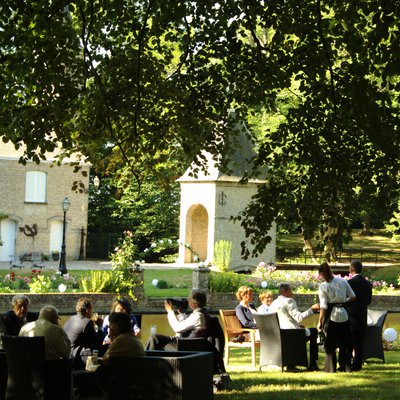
[103,350,213,400]
[253,313,308,371]
[0,350,7,400]
[177,316,226,374]
[363,309,388,363]
[2,336,72,400]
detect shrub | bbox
[141,238,178,263]
[50,272,80,291]
[110,231,138,269]
[368,267,399,287]
[30,275,52,294]
[209,272,256,293]
[213,240,232,272]
[157,280,169,289]
[102,269,142,299]
[80,271,112,292]
[108,231,143,299]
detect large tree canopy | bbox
[1,1,400,259]
[237,1,400,258]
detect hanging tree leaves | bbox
[1,0,400,260]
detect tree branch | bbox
[166,15,191,81]
[78,1,141,185]
[316,0,337,108]
[133,0,155,146]
[242,0,269,58]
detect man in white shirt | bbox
[19,305,71,360]
[269,283,320,371]
[145,289,209,350]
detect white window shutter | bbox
[25,171,47,202]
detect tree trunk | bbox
[303,237,316,259]
[361,215,371,236]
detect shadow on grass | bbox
[216,349,400,400]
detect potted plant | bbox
[51,251,60,261]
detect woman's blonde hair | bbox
[259,291,273,302]
[236,285,253,301]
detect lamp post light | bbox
[59,197,71,275]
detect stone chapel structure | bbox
[177,124,276,271]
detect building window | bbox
[25,171,47,203]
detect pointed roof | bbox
[178,121,267,183]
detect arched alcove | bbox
[184,205,208,262]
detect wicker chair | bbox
[104,350,213,400]
[363,309,388,363]
[0,350,6,400]
[2,336,72,400]
[253,313,308,371]
[177,316,226,374]
[219,309,259,368]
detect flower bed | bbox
[0,269,80,293]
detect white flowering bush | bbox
[108,231,142,299]
[141,238,178,263]
[111,231,137,270]
[178,242,200,262]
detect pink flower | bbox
[257,262,266,268]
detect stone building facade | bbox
[0,141,90,262]
[177,124,276,271]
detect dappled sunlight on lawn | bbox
[214,348,400,400]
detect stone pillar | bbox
[130,267,144,299]
[192,267,210,293]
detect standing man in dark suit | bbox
[347,260,372,371]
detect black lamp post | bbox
[59,197,71,275]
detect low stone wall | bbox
[1,292,399,314]
[209,293,400,313]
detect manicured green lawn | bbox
[215,348,400,400]
[277,229,400,265]
[143,268,193,297]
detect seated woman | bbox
[235,286,257,329]
[102,298,140,344]
[257,291,274,314]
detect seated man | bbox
[96,313,145,397]
[0,294,38,336]
[146,289,209,350]
[269,283,320,371]
[19,305,71,360]
[63,297,105,369]
[102,312,145,365]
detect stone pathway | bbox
[0,260,199,271]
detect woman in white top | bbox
[317,262,356,372]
